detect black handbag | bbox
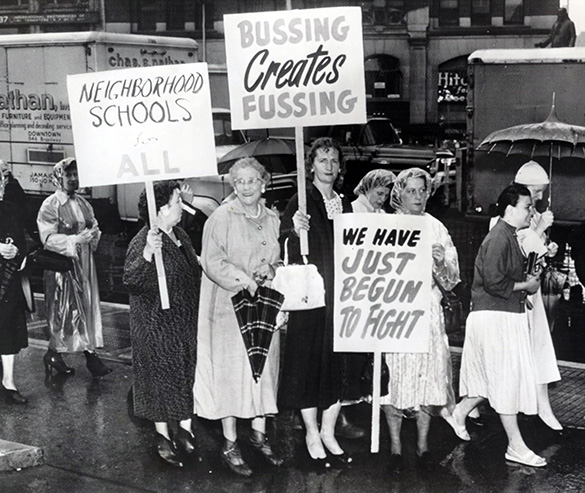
[360,354,389,397]
[434,275,463,335]
[29,247,73,272]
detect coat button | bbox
[258,226,262,230]
[262,240,266,245]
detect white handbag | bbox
[271,239,326,311]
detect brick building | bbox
[0,0,562,138]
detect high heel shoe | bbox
[175,427,197,456]
[249,430,283,467]
[221,440,253,477]
[1,385,27,404]
[84,351,112,378]
[43,349,74,376]
[328,451,353,467]
[156,433,183,468]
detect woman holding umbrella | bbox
[194,157,283,477]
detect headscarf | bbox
[390,167,432,213]
[51,157,77,192]
[353,169,396,196]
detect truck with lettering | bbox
[0,31,199,225]
[465,48,585,224]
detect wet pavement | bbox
[2,297,585,492]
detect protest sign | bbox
[224,7,367,130]
[67,62,216,187]
[334,213,432,353]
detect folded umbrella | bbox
[232,285,284,383]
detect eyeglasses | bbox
[234,177,263,188]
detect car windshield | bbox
[213,113,246,146]
[361,120,401,146]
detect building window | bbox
[137,0,157,31]
[439,0,459,27]
[2,0,29,5]
[365,54,401,99]
[167,0,185,31]
[504,0,524,25]
[471,0,490,26]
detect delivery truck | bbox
[0,31,201,225]
[465,47,585,224]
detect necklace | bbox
[247,203,261,219]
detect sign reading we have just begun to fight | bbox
[67,63,216,187]
[334,214,432,353]
[223,7,366,130]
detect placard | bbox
[224,7,367,129]
[67,63,216,187]
[334,214,432,353]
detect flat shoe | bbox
[328,452,353,467]
[505,447,546,468]
[2,386,27,405]
[388,453,403,474]
[444,414,470,441]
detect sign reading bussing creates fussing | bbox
[224,7,367,130]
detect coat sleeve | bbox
[79,197,101,253]
[481,234,515,299]
[200,210,254,292]
[433,219,460,291]
[123,229,158,296]
[279,193,301,265]
[36,197,77,257]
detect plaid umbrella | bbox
[232,285,284,383]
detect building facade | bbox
[0,0,561,139]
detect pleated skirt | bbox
[459,311,538,415]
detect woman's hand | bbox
[547,241,559,258]
[180,182,194,205]
[525,274,541,294]
[0,242,18,260]
[143,228,162,261]
[253,264,275,284]
[432,243,445,265]
[292,210,311,237]
[75,229,94,245]
[246,278,259,296]
[536,210,554,234]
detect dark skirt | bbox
[0,274,28,355]
[279,307,365,410]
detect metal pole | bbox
[202,2,206,62]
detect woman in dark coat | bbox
[0,170,28,404]
[123,181,200,468]
[279,137,365,467]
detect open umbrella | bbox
[232,285,284,383]
[217,137,300,174]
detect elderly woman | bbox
[194,157,282,477]
[351,169,396,213]
[0,169,29,404]
[280,137,365,468]
[382,167,459,471]
[123,181,200,468]
[37,158,111,378]
[450,184,545,468]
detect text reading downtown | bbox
[77,72,204,128]
[338,227,426,341]
[236,15,358,121]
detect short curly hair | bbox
[137,180,180,226]
[305,137,346,189]
[227,157,270,187]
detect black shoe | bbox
[291,411,304,431]
[328,452,353,467]
[416,451,435,470]
[388,453,403,474]
[175,427,197,456]
[43,349,74,376]
[249,430,283,467]
[84,351,112,378]
[467,415,485,427]
[221,440,253,477]
[156,434,183,467]
[1,386,27,404]
[335,410,366,439]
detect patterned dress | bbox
[37,190,103,353]
[381,212,459,412]
[124,226,200,422]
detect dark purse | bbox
[434,275,463,335]
[29,247,73,272]
[360,354,389,397]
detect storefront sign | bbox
[0,12,100,25]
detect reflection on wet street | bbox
[2,346,585,492]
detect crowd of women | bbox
[1,143,562,474]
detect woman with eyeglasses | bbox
[194,157,283,477]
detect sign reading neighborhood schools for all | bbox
[67,63,216,187]
[224,7,367,130]
[334,214,432,353]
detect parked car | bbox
[312,117,456,209]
